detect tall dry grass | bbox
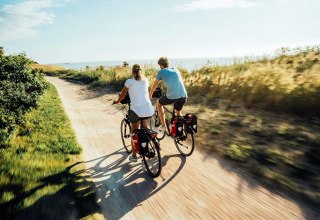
[44,46,320,116]
[186,46,320,116]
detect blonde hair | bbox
[132,64,142,80]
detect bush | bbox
[0,50,47,144]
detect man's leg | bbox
[157,100,166,129]
[174,98,187,117]
[175,109,182,116]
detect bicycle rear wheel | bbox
[174,129,195,156]
[120,119,132,153]
[142,137,162,178]
[149,112,165,140]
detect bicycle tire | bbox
[174,129,195,157]
[149,113,166,140]
[142,137,162,178]
[120,119,132,153]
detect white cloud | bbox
[0,0,68,41]
[176,0,258,11]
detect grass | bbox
[192,105,320,205]
[44,46,320,116]
[31,64,65,72]
[0,84,101,219]
[225,144,252,162]
[42,45,320,205]
[184,46,320,116]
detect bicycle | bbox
[115,95,162,178]
[149,92,196,157]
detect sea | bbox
[53,57,241,72]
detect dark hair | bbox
[132,64,142,80]
[158,57,169,68]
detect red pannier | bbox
[184,113,197,133]
[132,129,149,154]
[170,116,184,137]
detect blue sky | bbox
[0,0,319,64]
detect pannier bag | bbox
[184,113,197,133]
[170,116,184,137]
[133,129,149,154]
[120,92,131,104]
[152,87,162,98]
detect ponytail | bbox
[132,64,142,81]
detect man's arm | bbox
[114,86,129,104]
[149,79,159,99]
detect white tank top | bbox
[124,78,154,117]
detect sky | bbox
[0,0,320,64]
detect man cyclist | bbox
[149,57,188,132]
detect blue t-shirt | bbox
[156,68,188,99]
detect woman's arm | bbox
[113,86,129,104]
[149,79,159,99]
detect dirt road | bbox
[47,77,319,220]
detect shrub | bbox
[0,50,47,144]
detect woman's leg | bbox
[131,121,140,157]
[141,119,149,129]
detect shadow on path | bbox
[83,148,186,219]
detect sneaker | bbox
[129,155,138,162]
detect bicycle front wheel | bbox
[142,138,162,178]
[120,119,132,153]
[174,129,195,156]
[149,113,165,140]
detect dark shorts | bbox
[129,110,151,123]
[158,95,187,111]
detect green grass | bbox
[0,84,100,219]
[225,144,252,162]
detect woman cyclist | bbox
[113,64,154,162]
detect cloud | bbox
[176,0,258,11]
[0,0,68,41]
